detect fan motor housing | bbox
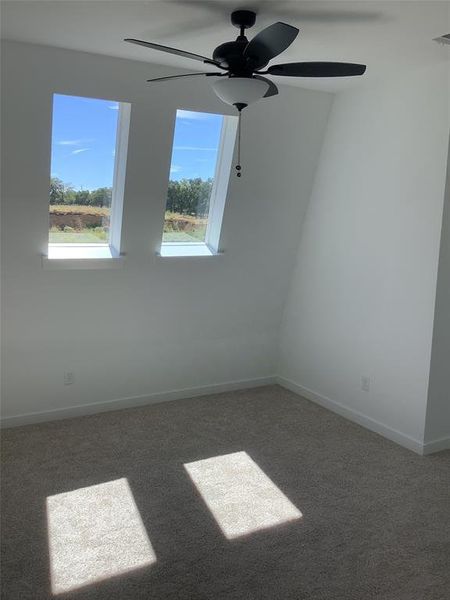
[231,10,256,30]
[213,40,253,74]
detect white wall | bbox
[278,63,449,451]
[0,41,332,423]
[425,138,450,448]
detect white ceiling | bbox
[1,1,449,92]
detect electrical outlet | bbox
[361,376,370,392]
[64,372,75,385]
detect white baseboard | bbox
[422,436,450,455]
[1,376,277,428]
[4,374,448,456]
[277,376,426,455]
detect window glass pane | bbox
[163,110,224,243]
[49,94,119,245]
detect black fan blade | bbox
[124,38,221,67]
[147,72,223,83]
[253,75,279,98]
[266,62,366,77]
[244,22,299,69]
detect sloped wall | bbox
[425,137,450,450]
[278,63,449,452]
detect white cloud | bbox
[170,165,182,174]
[108,104,119,110]
[58,138,94,146]
[57,139,83,146]
[72,148,89,155]
[177,110,215,121]
[174,146,216,151]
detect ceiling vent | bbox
[433,34,450,45]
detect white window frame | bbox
[159,113,238,258]
[109,102,131,257]
[44,97,131,268]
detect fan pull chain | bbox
[235,108,242,177]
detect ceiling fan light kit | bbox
[125,9,366,175]
[212,77,269,108]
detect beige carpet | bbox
[1,385,449,599]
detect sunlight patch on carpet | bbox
[184,451,302,539]
[47,478,155,594]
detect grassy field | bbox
[162,212,207,242]
[49,230,108,243]
[49,205,110,243]
[162,231,205,242]
[48,207,207,244]
[49,205,110,217]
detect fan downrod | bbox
[231,10,256,31]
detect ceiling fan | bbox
[125,9,366,112]
[125,10,366,176]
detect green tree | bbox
[166,178,213,216]
[74,190,91,205]
[64,188,77,205]
[49,177,65,204]
[89,187,112,207]
[50,178,213,214]
[49,177,76,204]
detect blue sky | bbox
[51,94,119,190]
[169,110,223,181]
[50,94,223,190]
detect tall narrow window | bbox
[48,94,130,259]
[160,109,237,257]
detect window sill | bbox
[43,244,125,269]
[158,243,223,258]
